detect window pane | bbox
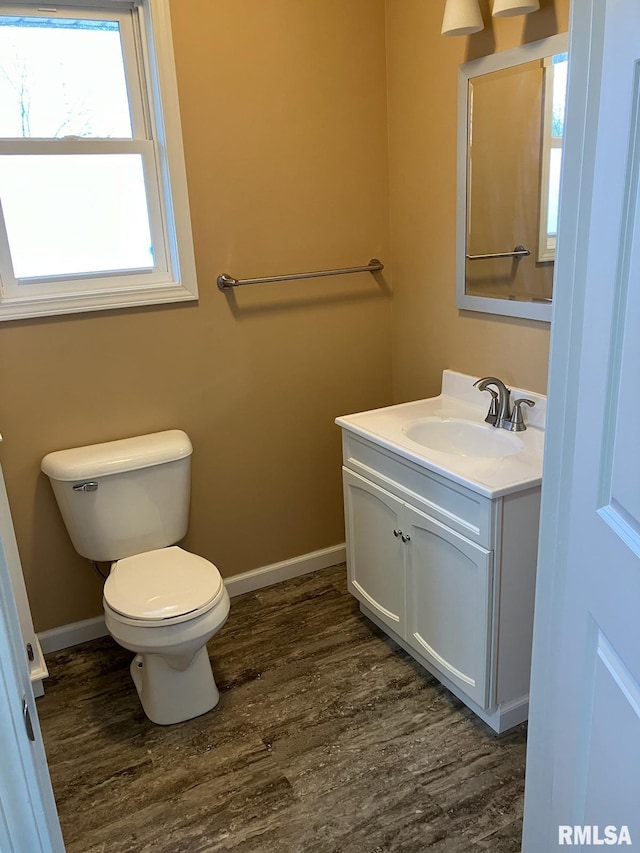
[0,16,132,138]
[0,154,154,278]
[547,148,562,238]
[551,53,568,138]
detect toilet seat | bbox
[104,546,224,627]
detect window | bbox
[0,0,197,320]
[538,52,568,262]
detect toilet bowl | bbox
[41,430,231,726]
[103,546,230,725]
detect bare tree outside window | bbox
[0,16,131,139]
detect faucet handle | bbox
[508,398,535,432]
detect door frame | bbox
[0,535,64,851]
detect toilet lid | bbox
[104,547,223,621]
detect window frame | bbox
[537,53,567,263]
[0,0,197,320]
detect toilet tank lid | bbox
[41,430,193,481]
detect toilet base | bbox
[129,646,220,725]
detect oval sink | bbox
[402,418,524,458]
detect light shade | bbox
[492,0,540,17]
[441,0,484,37]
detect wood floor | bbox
[38,565,527,852]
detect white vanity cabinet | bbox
[341,430,540,733]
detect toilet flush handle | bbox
[73,481,98,492]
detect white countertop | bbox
[336,370,545,499]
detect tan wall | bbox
[0,0,392,632]
[386,0,570,401]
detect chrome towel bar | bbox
[466,245,531,261]
[217,258,384,291]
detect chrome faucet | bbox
[474,377,535,431]
[474,377,511,428]
[475,385,499,425]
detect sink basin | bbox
[402,418,524,458]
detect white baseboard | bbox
[224,543,346,598]
[38,614,107,655]
[37,544,346,654]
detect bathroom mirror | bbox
[456,34,569,322]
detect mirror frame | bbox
[456,33,569,323]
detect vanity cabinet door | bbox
[343,469,405,635]
[405,505,493,708]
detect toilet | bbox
[41,430,230,726]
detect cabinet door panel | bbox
[405,506,493,708]
[343,468,405,633]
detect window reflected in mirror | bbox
[539,52,568,261]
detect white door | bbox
[405,505,492,709]
[523,0,640,849]
[343,469,406,633]
[0,537,64,851]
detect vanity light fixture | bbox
[492,0,540,16]
[441,0,484,37]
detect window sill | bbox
[0,282,198,322]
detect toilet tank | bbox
[41,431,193,562]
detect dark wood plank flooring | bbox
[38,565,526,852]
